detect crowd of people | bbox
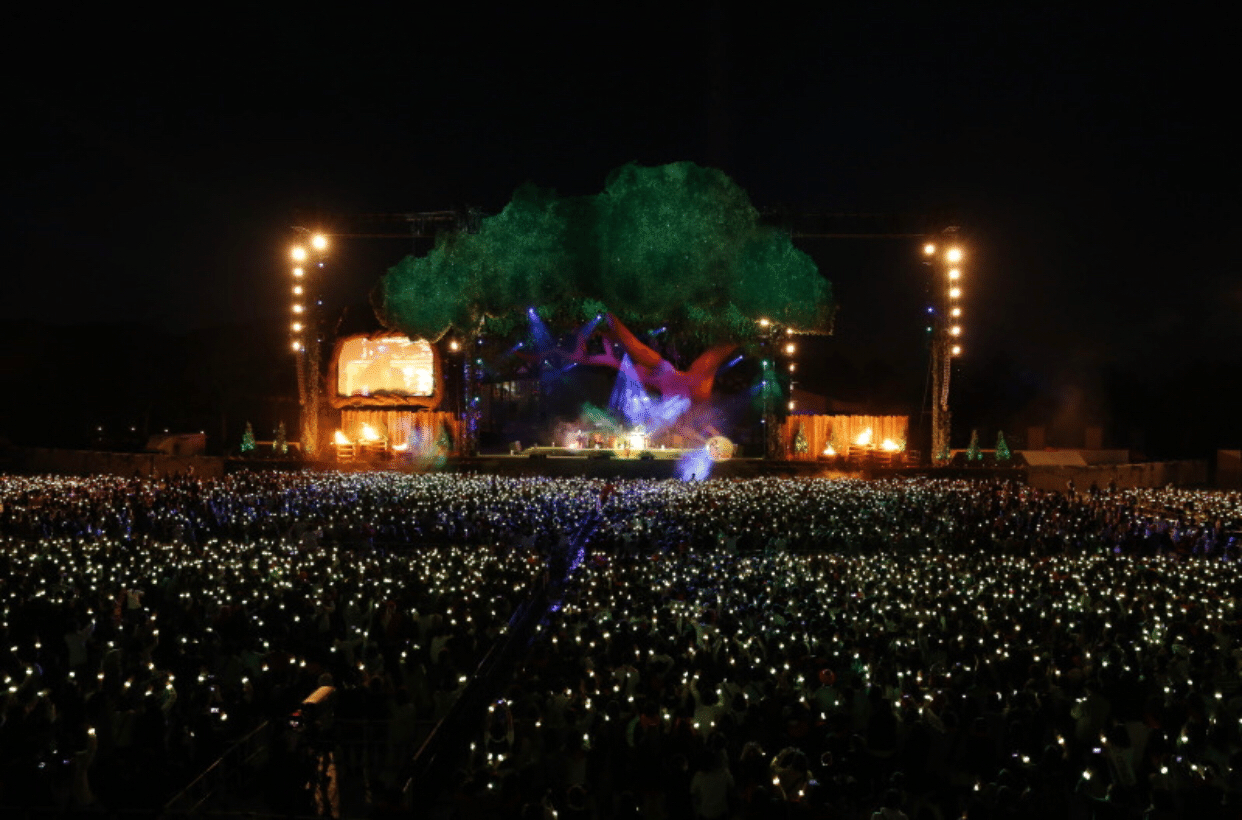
[0,469,1238,818]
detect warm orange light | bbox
[946,247,963,263]
[333,430,351,446]
[291,322,303,332]
[291,340,302,351]
[950,325,962,336]
[449,340,460,352]
[784,343,796,354]
[311,234,328,251]
[880,438,900,452]
[855,428,873,447]
[949,287,962,299]
[923,243,936,256]
[788,401,795,410]
[948,268,961,280]
[292,285,303,295]
[951,307,961,317]
[823,445,837,457]
[292,304,304,314]
[951,345,962,356]
[291,246,307,262]
[359,423,381,442]
[292,267,304,277]
[759,318,771,327]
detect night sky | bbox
[4,7,1239,455]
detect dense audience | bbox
[0,470,1238,818]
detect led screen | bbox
[336,336,435,398]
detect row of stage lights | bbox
[288,233,329,353]
[924,242,964,356]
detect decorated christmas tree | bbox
[436,422,453,454]
[241,422,256,454]
[273,421,288,455]
[793,423,808,455]
[966,429,982,462]
[996,430,1011,462]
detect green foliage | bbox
[241,422,255,454]
[377,162,832,345]
[996,430,1011,462]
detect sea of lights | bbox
[1,471,1240,808]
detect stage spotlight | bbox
[949,268,961,280]
[949,287,962,299]
[291,246,307,262]
[292,267,304,277]
[951,345,962,355]
[311,234,328,251]
[950,326,962,336]
[946,247,963,263]
[923,243,936,255]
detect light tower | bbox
[289,231,330,456]
[923,231,965,463]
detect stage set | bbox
[307,163,926,478]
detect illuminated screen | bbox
[337,336,435,398]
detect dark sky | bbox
[5,6,1239,451]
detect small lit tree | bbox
[273,421,288,455]
[793,423,808,455]
[966,429,982,462]
[240,422,256,454]
[996,430,1011,462]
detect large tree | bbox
[375,161,832,411]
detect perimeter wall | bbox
[5,447,225,479]
[1026,459,1209,491]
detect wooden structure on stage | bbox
[780,414,915,466]
[329,333,464,462]
[335,409,463,461]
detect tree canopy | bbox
[375,162,832,345]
